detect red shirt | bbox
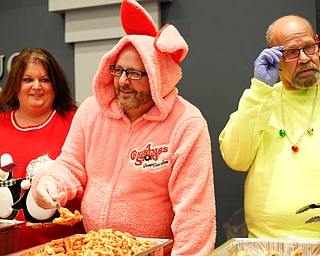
[0,109,85,251]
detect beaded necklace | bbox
[279,85,318,152]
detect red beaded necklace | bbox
[279,85,318,152]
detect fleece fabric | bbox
[33,0,216,255]
[219,78,320,239]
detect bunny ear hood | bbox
[93,0,189,121]
[120,0,157,37]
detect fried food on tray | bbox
[26,222,44,229]
[26,222,57,229]
[232,250,302,256]
[266,252,280,256]
[23,229,155,256]
[291,249,302,256]
[53,207,83,226]
[232,250,251,256]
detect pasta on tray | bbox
[232,249,303,256]
[23,229,155,255]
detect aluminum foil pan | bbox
[7,237,172,256]
[135,238,172,256]
[208,238,320,256]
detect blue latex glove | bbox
[254,46,284,86]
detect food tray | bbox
[6,237,173,256]
[0,219,25,226]
[135,238,172,256]
[208,238,320,256]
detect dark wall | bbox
[317,0,320,32]
[0,0,74,92]
[0,0,317,250]
[161,0,316,247]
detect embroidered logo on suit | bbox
[130,142,169,168]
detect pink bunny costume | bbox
[33,0,216,255]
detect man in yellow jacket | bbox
[220,15,320,238]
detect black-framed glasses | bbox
[281,43,320,60]
[109,65,147,80]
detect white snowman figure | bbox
[0,153,20,219]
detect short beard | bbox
[292,63,320,90]
[116,89,153,111]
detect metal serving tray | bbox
[136,238,172,256]
[6,237,172,256]
[208,238,320,256]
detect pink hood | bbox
[93,0,189,121]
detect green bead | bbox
[279,129,286,137]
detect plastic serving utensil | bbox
[54,191,66,209]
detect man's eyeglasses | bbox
[109,65,147,80]
[281,43,320,60]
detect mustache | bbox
[120,86,134,91]
[119,85,135,91]
[295,62,320,73]
[115,85,137,94]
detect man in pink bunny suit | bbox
[32,0,216,254]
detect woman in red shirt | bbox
[0,48,85,250]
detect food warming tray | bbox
[208,238,320,256]
[7,237,172,256]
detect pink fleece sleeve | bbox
[169,116,216,255]
[32,100,90,202]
